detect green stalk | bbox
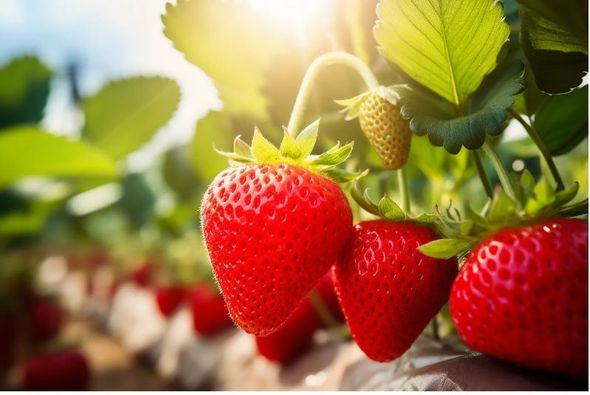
[509,109,565,191]
[287,51,379,137]
[308,290,339,329]
[472,150,493,199]
[397,168,411,213]
[481,142,518,201]
[431,315,440,341]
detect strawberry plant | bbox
[163,0,587,380]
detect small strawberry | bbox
[335,219,457,362]
[154,286,186,318]
[26,296,63,343]
[129,262,153,288]
[255,269,343,364]
[21,350,90,390]
[188,282,233,336]
[338,87,410,171]
[450,218,588,379]
[201,122,358,335]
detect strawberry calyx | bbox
[351,184,437,225]
[335,85,403,121]
[352,171,586,260]
[418,171,585,259]
[214,119,366,183]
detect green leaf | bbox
[378,196,406,220]
[519,1,588,94]
[534,86,587,156]
[82,76,180,160]
[279,130,301,160]
[233,136,253,159]
[554,182,579,207]
[0,199,61,237]
[0,126,118,189]
[190,111,235,183]
[252,127,281,163]
[402,59,525,154]
[375,0,509,106]
[295,120,320,158]
[309,142,354,166]
[518,0,587,53]
[162,0,273,120]
[418,238,472,259]
[487,188,519,223]
[0,56,53,129]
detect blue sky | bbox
[0,0,220,170]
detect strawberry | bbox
[337,87,410,171]
[255,269,343,364]
[201,123,357,335]
[188,282,233,335]
[129,262,153,288]
[21,350,90,390]
[154,286,186,318]
[335,219,457,362]
[450,218,588,379]
[26,296,62,343]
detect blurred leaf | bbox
[519,1,588,93]
[162,146,202,200]
[163,0,274,120]
[375,0,509,106]
[0,199,61,237]
[0,56,52,129]
[82,76,180,160]
[0,126,118,189]
[116,173,156,230]
[402,59,525,154]
[534,85,588,156]
[190,111,234,183]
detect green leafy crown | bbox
[215,119,366,183]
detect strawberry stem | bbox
[481,142,518,202]
[509,109,565,191]
[431,315,440,341]
[397,168,411,213]
[308,290,339,330]
[287,51,379,137]
[472,151,493,199]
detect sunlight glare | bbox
[249,0,331,31]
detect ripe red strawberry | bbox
[129,262,153,287]
[154,286,186,318]
[450,218,588,379]
[335,220,457,362]
[255,269,343,364]
[26,297,63,343]
[201,163,352,335]
[21,350,90,390]
[188,282,233,335]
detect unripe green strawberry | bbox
[358,92,411,171]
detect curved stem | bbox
[431,315,440,341]
[287,51,379,136]
[397,168,411,213]
[472,151,493,199]
[309,290,339,329]
[509,109,565,191]
[482,142,517,201]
